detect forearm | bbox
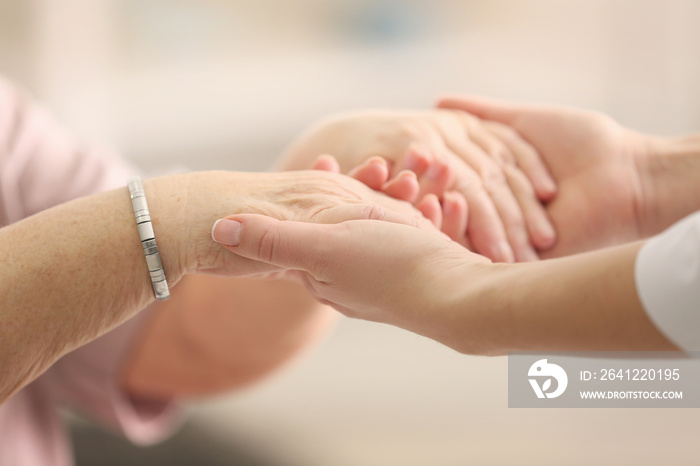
[0,184,184,403]
[637,133,700,236]
[448,243,678,355]
[121,276,336,399]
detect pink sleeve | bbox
[0,77,182,443]
[39,310,184,444]
[0,76,138,223]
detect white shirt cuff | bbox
[635,211,700,350]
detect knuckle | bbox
[362,204,387,221]
[257,225,282,263]
[410,214,423,229]
[396,120,420,139]
[489,141,512,163]
[480,162,508,189]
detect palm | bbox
[509,110,643,257]
[439,96,648,259]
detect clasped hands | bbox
[204,96,656,351]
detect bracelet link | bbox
[128,175,170,300]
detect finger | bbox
[440,190,469,245]
[416,156,453,200]
[452,172,514,262]
[314,202,434,231]
[381,170,420,203]
[455,113,515,166]
[482,178,538,263]
[393,142,432,178]
[216,253,290,277]
[436,95,522,125]
[213,211,431,280]
[213,215,338,274]
[444,138,531,262]
[438,96,558,200]
[311,154,341,173]
[503,165,556,252]
[348,156,390,190]
[417,194,443,230]
[485,121,557,200]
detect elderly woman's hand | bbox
[277,110,557,262]
[145,170,436,280]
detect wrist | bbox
[634,133,700,236]
[140,176,189,285]
[418,258,509,356]
[144,172,256,277]
[146,171,305,278]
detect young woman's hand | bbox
[438,95,654,257]
[212,212,492,349]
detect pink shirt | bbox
[0,78,178,465]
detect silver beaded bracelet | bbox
[127,175,170,300]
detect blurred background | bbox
[2,0,700,464]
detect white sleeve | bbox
[635,210,700,350]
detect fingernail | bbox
[403,145,431,172]
[212,219,241,246]
[426,162,446,180]
[403,151,421,171]
[398,169,417,181]
[369,156,388,167]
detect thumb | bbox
[212,214,340,273]
[436,95,521,125]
